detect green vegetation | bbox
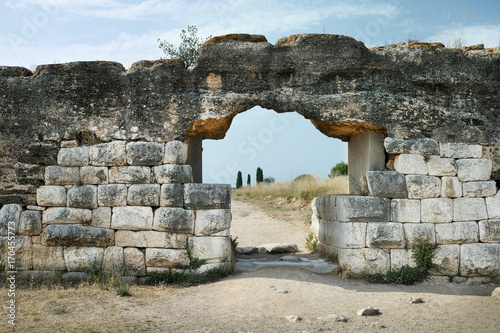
[53,308,68,315]
[91,271,132,297]
[305,232,318,251]
[293,174,316,182]
[328,162,348,178]
[247,174,251,186]
[236,171,243,189]
[263,176,275,184]
[256,167,264,183]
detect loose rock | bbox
[317,314,350,322]
[357,307,380,316]
[285,315,302,323]
[409,297,425,304]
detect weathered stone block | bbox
[391,199,420,223]
[394,154,428,175]
[390,249,416,270]
[441,177,462,198]
[429,244,460,276]
[153,207,194,233]
[184,184,231,210]
[435,222,478,244]
[160,184,184,207]
[111,206,153,230]
[310,213,320,236]
[115,230,187,248]
[89,141,126,166]
[145,248,189,267]
[45,166,80,185]
[64,247,104,272]
[462,181,497,198]
[124,247,146,276]
[478,220,500,242]
[42,207,92,225]
[453,198,487,221]
[42,224,114,246]
[338,248,390,274]
[18,210,42,236]
[421,198,452,223]
[318,219,334,245]
[384,138,439,155]
[102,246,124,276]
[109,166,151,184]
[189,237,232,263]
[366,171,407,198]
[67,185,98,209]
[57,147,89,166]
[164,141,188,164]
[403,223,435,247]
[37,186,67,206]
[460,243,500,277]
[427,156,457,176]
[335,222,366,249]
[153,165,192,184]
[1,236,32,270]
[313,194,337,221]
[126,142,164,166]
[406,175,441,199]
[457,159,492,181]
[195,209,231,236]
[486,190,500,219]
[98,184,127,207]
[92,207,111,228]
[127,184,160,206]
[440,143,482,159]
[0,204,22,235]
[80,166,108,184]
[32,244,66,271]
[366,222,405,248]
[336,196,390,222]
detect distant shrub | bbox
[293,174,316,183]
[263,177,275,184]
[329,162,348,178]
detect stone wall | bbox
[0,140,232,283]
[311,137,500,282]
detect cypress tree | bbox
[236,171,243,189]
[247,174,251,186]
[256,167,264,183]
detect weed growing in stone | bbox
[305,232,318,252]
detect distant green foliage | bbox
[256,167,264,183]
[247,174,251,186]
[293,174,316,182]
[329,161,348,178]
[236,171,243,189]
[263,177,275,184]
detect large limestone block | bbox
[42,224,114,246]
[336,196,390,222]
[391,199,420,223]
[429,244,460,276]
[126,142,164,166]
[366,171,407,198]
[394,154,428,175]
[80,166,109,184]
[145,248,189,267]
[486,190,500,219]
[456,159,492,181]
[335,222,366,249]
[89,141,126,166]
[37,186,67,206]
[67,185,98,209]
[478,220,500,242]
[153,207,194,233]
[195,209,231,236]
[366,222,405,248]
[440,143,482,159]
[460,243,500,277]
[184,184,231,210]
[114,230,187,248]
[102,246,124,276]
[338,248,390,274]
[384,138,439,155]
[164,140,188,164]
[318,219,335,245]
[160,184,184,207]
[310,213,320,236]
[127,184,160,206]
[109,166,151,184]
[403,223,435,247]
[45,166,80,185]
[188,236,232,263]
[453,198,487,221]
[18,210,42,236]
[42,207,92,225]
[112,206,153,230]
[124,247,146,276]
[64,247,104,272]
[462,181,496,198]
[427,156,457,176]
[441,177,463,198]
[32,244,66,271]
[1,236,32,270]
[153,165,192,184]
[313,194,337,221]
[390,249,416,270]
[98,184,127,207]
[421,198,453,223]
[406,175,441,199]
[435,222,478,244]
[57,147,89,166]
[92,207,111,228]
[0,204,23,235]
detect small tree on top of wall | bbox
[236,171,243,189]
[256,167,264,184]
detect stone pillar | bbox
[348,132,385,195]
[186,135,203,183]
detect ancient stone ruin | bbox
[1,34,499,283]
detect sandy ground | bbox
[1,199,499,332]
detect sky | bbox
[1,0,499,184]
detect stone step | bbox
[235,256,340,275]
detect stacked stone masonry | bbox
[0,140,232,283]
[311,138,500,283]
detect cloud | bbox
[4,1,27,10]
[427,24,500,48]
